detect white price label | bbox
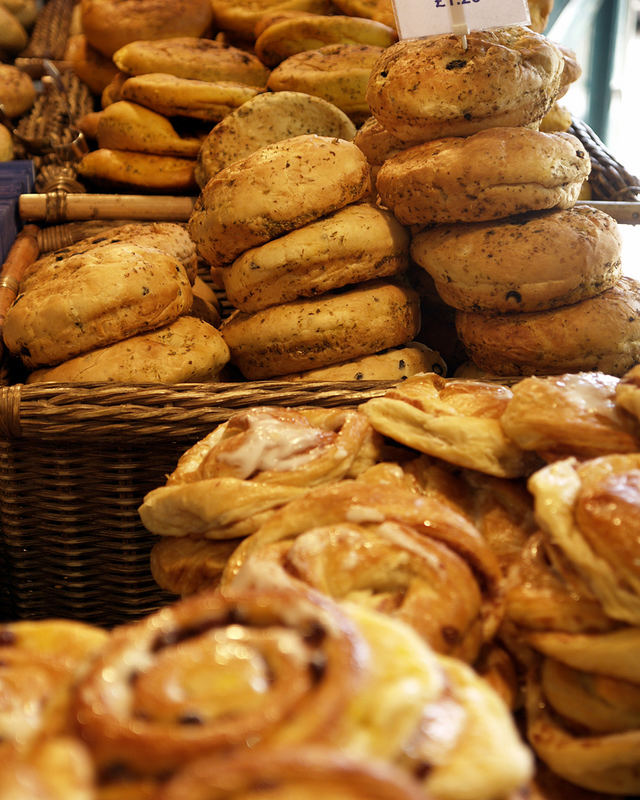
[392,0,531,40]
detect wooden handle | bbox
[19,193,197,223]
[0,224,40,353]
[575,200,640,225]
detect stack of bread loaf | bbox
[354,26,640,378]
[188,131,447,381]
[1,222,231,383]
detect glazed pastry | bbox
[150,536,244,596]
[222,477,504,663]
[361,372,541,478]
[139,406,383,539]
[72,588,368,774]
[500,372,640,462]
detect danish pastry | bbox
[150,535,244,596]
[361,372,541,478]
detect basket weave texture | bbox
[0,380,395,626]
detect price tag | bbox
[391,0,531,41]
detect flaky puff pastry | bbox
[222,476,503,663]
[0,620,109,754]
[158,746,427,800]
[362,372,541,478]
[72,588,367,776]
[528,454,640,626]
[139,406,383,539]
[337,604,533,800]
[500,372,640,462]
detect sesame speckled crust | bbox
[366,26,564,143]
[376,127,591,226]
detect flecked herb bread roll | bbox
[376,127,591,226]
[188,133,371,268]
[410,205,622,314]
[366,26,564,144]
[3,242,193,367]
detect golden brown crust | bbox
[150,535,243,596]
[76,148,197,192]
[25,317,230,384]
[410,206,621,314]
[456,277,640,377]
[330,0,396,28]
[267,43,384,123]
[376,127,590,226]
[80,0,213,57]
[0,63,35,118]
[222,202,409,312]
[4,243,193,367]
[366,27,564,143]
[209,0,332,40]
[220,280,420,379]
[189,134,371,268]
[113,37,270,86]
[63,34,119,95]
[353,115,408,165]
[195,90,356,187]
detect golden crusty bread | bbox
[76,148,197,192]
[80,0,213,58]
[376,127,591,226]
[0,5,28,52]
[279,342,446,381]
[366,26,564,144]
[119,73,263,122]
[353,115,407,166]
[3,243,193,368]
[63,34,120,95]
[0,0,37,28]
[112,37,270,87]
[220,280,420,378]
[455,277,640,377]
[95,101,204,157]
[331,0,395,28]
[254,13,396,66]
[267,42,383,123]
[209,0,332,41]
[410,206,622,314]
[221,201,409,312]
[195,90,356,187]
[26,317,230,384]
[0,64,35,118]
[188,133,371,268]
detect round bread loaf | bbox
[279,342,446,381]
[113,38,270,86]
[0,5,27,52]
[354,115,407,166]
[366,27,564,144]
[0,64,35,118]
[210,0,331,40]
[410,206,622,314]
[222,201,409,312]
[0,0,37,28]
[3,243,193,368]
[220,280,421,378]
[267,43,384,123]
[455,277,640,377]
[0,125,13,162]
[330,0,395,28]
[195,91,356,187]
[63,34,119,95]
[76,148,197,192]
[254,14,396,66]
[188,134,371,268]
[376,127,591,226]
[80,0,213,58]
[26,316,229,384]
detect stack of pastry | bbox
[2,222,230,383]
[357,25,638,377]
[189,132,446,381]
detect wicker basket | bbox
[0,380,395,626]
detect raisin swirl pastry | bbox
[221,477,504,663]
[72,588,367,776]
[139,405,383,540]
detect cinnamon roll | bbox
[221,477,503,663]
